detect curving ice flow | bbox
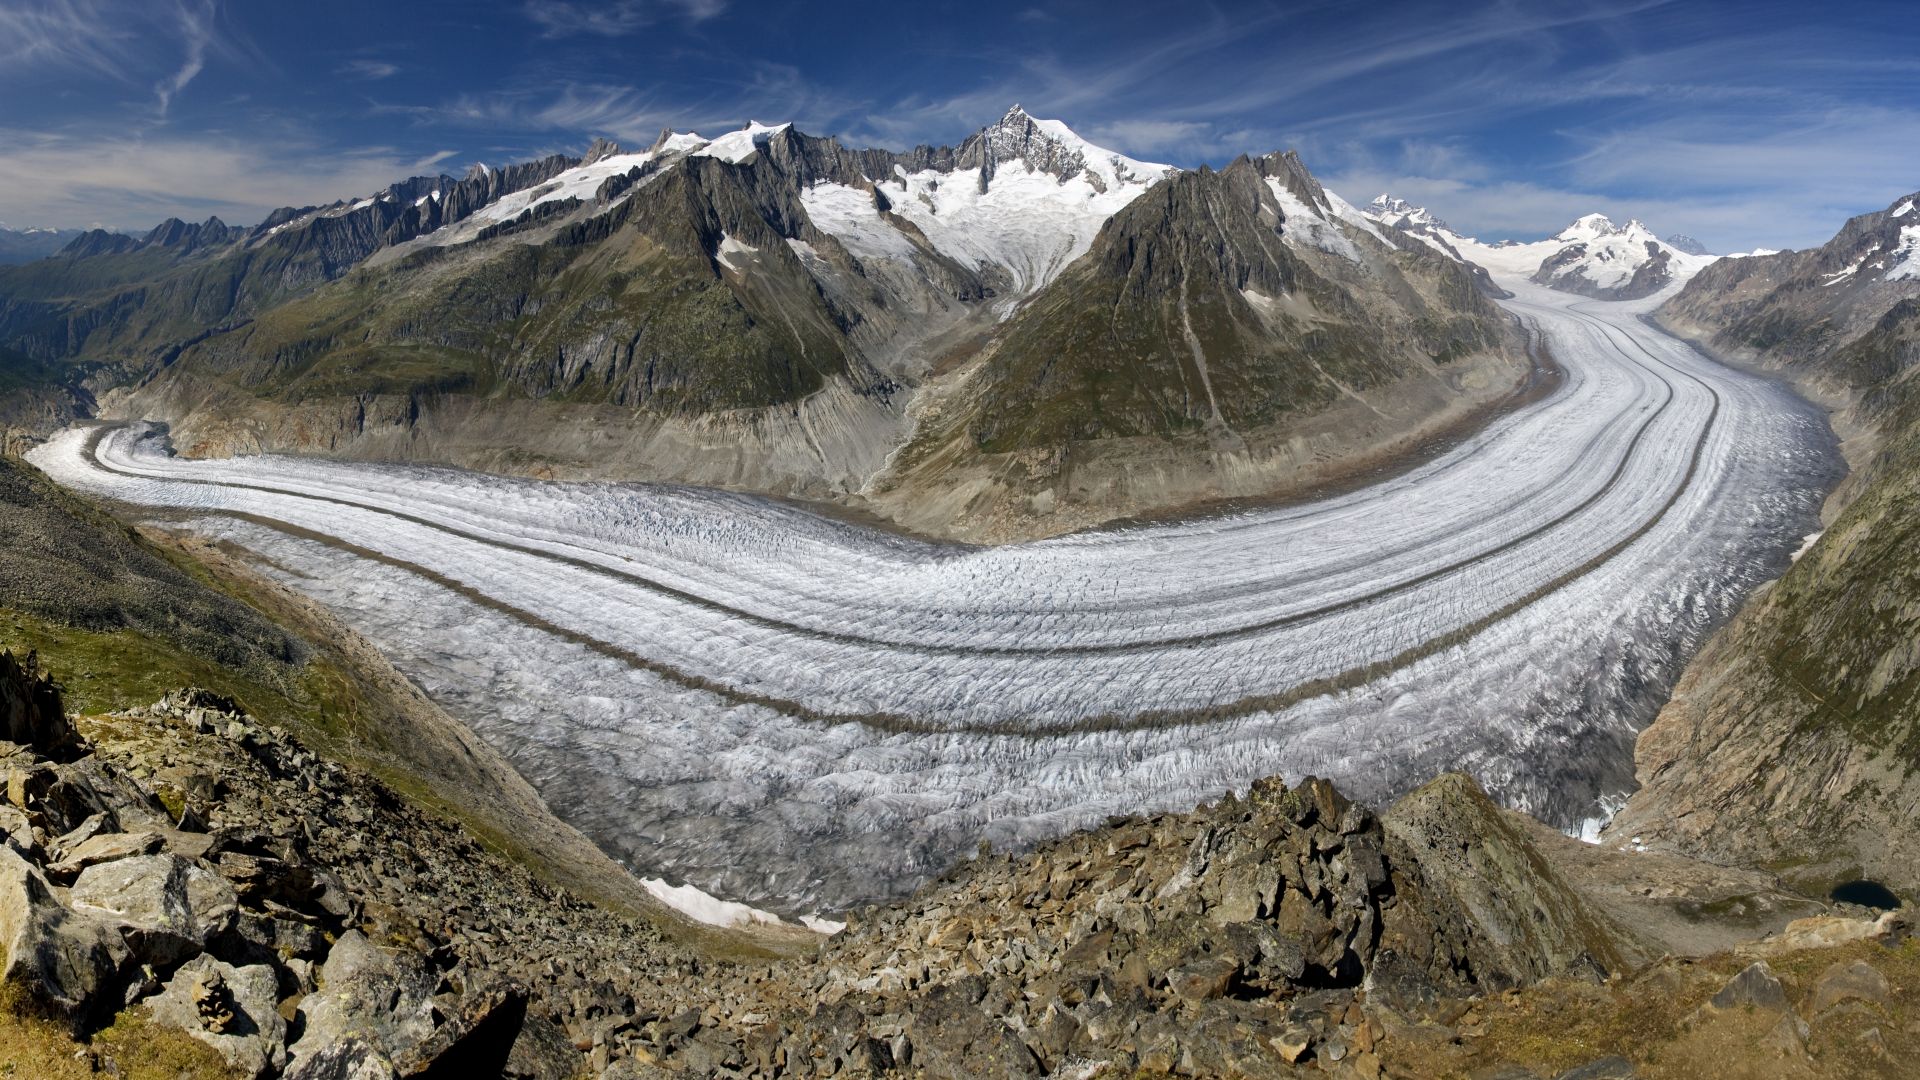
[28,281,1837,918]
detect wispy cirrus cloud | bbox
[0,0,133,74]
[0,126,459,228]
[338,58,399,81]
[1,0,1914,248]
[152,0,215,117]
[522,0,725,39]
[0,0,236,118]
[397,63,856,149]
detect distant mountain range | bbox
[0,105,1743,538]
[0,225,94,265]
[1362,195,1722,300]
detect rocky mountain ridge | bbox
[863,152,1528,539]
[2,638,1912,1079]
[1606,188,1920,899]
[0,108,1528,543]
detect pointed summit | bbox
[961,105,1173,192]
[1665,233,1710,256]
[582,137,624,165]
[1367,194,1449,234]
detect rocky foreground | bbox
[2,646,1915,1078]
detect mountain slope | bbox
[866,154,1529,540]
[7,110,1528,539]
[1608,188,1920,895]
[0,156,583,375]
[116,148,913,497]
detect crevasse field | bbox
[32,282,1836,920]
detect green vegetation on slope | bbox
[968,158,1510,453]
[157,157,863,424]
[1620,210,1920,893]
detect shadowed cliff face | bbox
[1616,193,1920,895]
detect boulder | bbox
[47,830,163,882]
[50,811,116,856]
[286,931,436,1071]
[0,842,128,1029]
[1167,956,1238,1001]
[1807,959,1890,1014]
[505,1012,582,1080]
[1709,961,1788,1012]
[392,981,528,1076]
[283,1036,399,1080]
[1381,773,1638,992]
[1744,914,1886,956]
[144,954,288,1078]
[69,852,238,966]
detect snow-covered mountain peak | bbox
[647,129,709,156]
[796,107,1177,306]
[1355,196,1717,299]
[695,121,793,164]
[1553,213,1659,245]
[582,137,625,165]
[1554,212,1620,241]
[1665,234,1710,256]
[1367,193,1450,233]
[969,105,1172,189]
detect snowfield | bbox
[29,281,1835,920]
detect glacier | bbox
[29,281,1836,919]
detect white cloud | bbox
[152,0,215,117]
[0,0,231,117]
[339,58,399,81]
[523,0,725,38]
[0,128,439,229]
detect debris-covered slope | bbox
[1611,190,1920,897]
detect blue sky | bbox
[1,0,1916,251]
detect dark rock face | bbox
[0,648,80,758]
[53,230,138,259]
[1379,773,1639,995]
[1665,234,1710,256]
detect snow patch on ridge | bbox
[798,184,918,260]
[471,150,663,226]
[1268,180,1359,259]
[715,233,757,271]
[1886,224,1920,281]
[694,121,791,164]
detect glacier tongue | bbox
[28,277,1837,917]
